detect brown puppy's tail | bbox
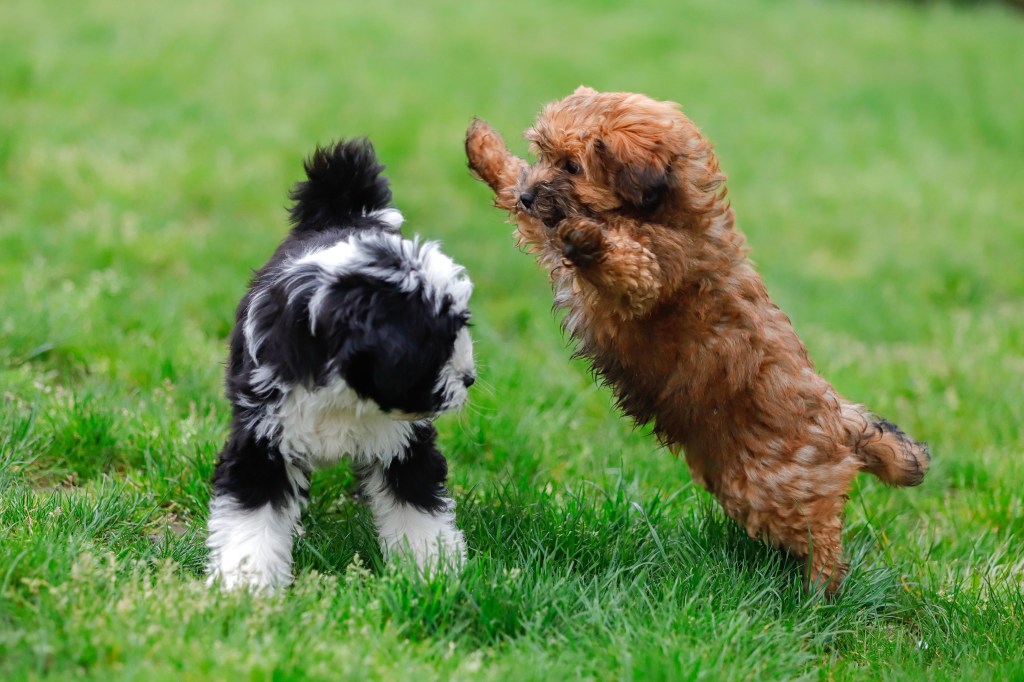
[842,403,930,487]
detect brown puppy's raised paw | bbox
[558,218,605,268]
[465,118,525,211]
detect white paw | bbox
[379,510,467,573]
[392,525,467,572]
[205,497,297,592]
[206,557,290,593]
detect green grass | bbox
[2,0,1023,679]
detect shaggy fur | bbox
[207,138,475,591]
[465,87,929,591]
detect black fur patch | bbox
[212,430,306,510]
[288,138,394,232]
[381,423,451,513]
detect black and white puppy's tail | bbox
[288,138,400,233]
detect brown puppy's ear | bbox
[615,163,669,213]
[594,138,669,213]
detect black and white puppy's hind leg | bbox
[206,431,311,591]
[358,423,466,571]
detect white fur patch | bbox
[434,327,474,411]
[417,243,473,312]
[242,289,269,364]
[361,466,466,571]
[206,494,302,592]
[368,207,405,230]
[292,238,360,273]
[289,234,472,314]
[274,379,416,468]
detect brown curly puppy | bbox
[465,87,930,591]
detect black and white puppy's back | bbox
[207,139,475,591]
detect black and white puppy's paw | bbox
[206,139,475,591]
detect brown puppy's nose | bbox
[518,190,535,209]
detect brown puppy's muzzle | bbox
[516,178,576,228]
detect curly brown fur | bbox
[466,87,930,592]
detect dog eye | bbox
[563,160,581,175]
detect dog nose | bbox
[518,190,535,209]
[463,373,476,387]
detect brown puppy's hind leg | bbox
[805,522,847,595]
[774,496,848,595]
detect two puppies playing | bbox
[208,87,929,593]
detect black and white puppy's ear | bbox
[325,279,464,414]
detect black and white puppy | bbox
[206,139,475,591]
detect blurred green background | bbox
[1,0,1022,679]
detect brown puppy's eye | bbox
[564,160,581,175]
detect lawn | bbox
[1,0,1022,679]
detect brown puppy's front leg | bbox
[558,217,663,318]
[465,118,527,212]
